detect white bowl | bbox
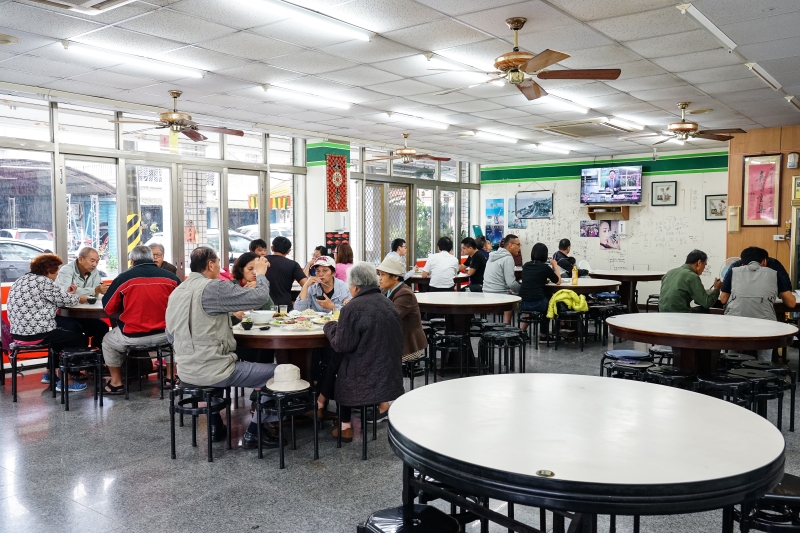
[247,310,276,324]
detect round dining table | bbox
[389,374,785,533]
[59,301,111,319]
[587,270,666,313]
[414,291,520,334]
[607,313,798,377]
[405,273,470,293]
[233,323,330,380]
[543,277,620,296]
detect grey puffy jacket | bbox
[483,248,522,294]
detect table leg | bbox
[672,347,720,378]
[721,506,734,533]
[275,349,313,381]
[402,463,416,506]
[618,281,639,313]
[567,513,597,533]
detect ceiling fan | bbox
[110,90,245,142]
[431,17,621,101]
[624,102,745,145]
[365,134,451,164]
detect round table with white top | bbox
[543,277,620,295]
[233,323,330,380]
[414,291,520,334]
[607,313,798,377]
[59,301,111,319]
[405,273,470,292]
[588,269,666,313]
[389,374,785,533]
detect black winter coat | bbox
[323,287,404,406]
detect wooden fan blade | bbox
[181,129,207,142]
[516,80,547,101]
[695,133,733,142]
[433,76,506,96]
[109,119,163,125]
[519,49,571,74]
[416,155,451,161]
[538,68,621,80]
[697,128,746,135]
[195,125,245,136]
[652,137,674,145]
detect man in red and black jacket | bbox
[100,245,180,395]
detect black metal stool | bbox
[648,345,673,365]
[403,352,430,390]
[169,384,232,462]
[123,341,173,400]
[694,374,753,406]
[428,318,446,331]
[735,473,800,532]
[607,360,653,380]
[8,343,53,403]
[742,360,797,432]
[431,332,472,377]
[357,505,459,533]
[728,368,786,429]
[59,347,103,411]
[645,365,695,388]
[517,310,544,348]
[646,294,659,312]
[718,352,757,371]
[479,330,526,374]
[337,402,378,460]
[256,387,319,468]
[552,307,586,351]
[600,349,652,377]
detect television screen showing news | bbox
[580,166,642,205]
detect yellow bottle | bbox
[571,265,579,285]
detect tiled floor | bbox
[1,335,798,533]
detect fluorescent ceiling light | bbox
[786,96,800,113]
[607,118,644,131]
[746,62,782,90]
[529,143,570,155]
[676,3,737,50]
[262,84,350,109]
[61,41,204,78]
[387,112,448,130]
[475,131,518,143]
[262,0,372,41]
[669,138,686,146]
[540,95,589,114]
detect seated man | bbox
[148,243,178,275]
[265,236,307,311]
[421,236,460,292]
[720,246,796,361]
[101,246,181,394]
[459,237,486,291]
[553,238,573,273]
[484,234,523,324]
[659,249,721,313]
[55,246,109,348]
[294,256,349,312]
[166,247,281,448]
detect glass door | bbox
[125,163,173,271]
[181,168,221,269]
[364,183,384,264]
[387,185,410,268]
[416,188,434,263]
[439,189,457,241]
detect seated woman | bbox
[519,243,561,341]
[7,253,89,392]
[230,252,274,365]
[377,257,427,363]
[334,243,354,282]
[322,262,404,442]
[294,256,349,313]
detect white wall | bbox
[481,153,728,303]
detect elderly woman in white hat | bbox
[294,256,350,313]
[377,257,428,363]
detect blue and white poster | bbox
[507,198,527,229]
[485,198,504,225]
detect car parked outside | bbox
[0,228,54,252]
[0,239,45,282]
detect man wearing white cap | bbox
[294,256,350,313]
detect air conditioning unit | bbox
[25,0,137,15]
[535,117,641,138]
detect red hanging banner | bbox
[326,154,348,212]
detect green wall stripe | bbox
[306,142,350,150]
[481,152,728,182]
[306,146,350,164]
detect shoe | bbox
[55,381,87,393]
[304,407,325,420]
[210,423,227,442]
[365,407,389,424]
[41,373,50,384]
[241,429,285,449]
[332,427,353,443]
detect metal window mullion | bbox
[115,159,128,274]
[51,102,69,263]
[172,162,184,277]
[262,134,270,243]
[219,133,226,161]
[219,167,230,266]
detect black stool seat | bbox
[600,349,652,377]
[728,368,776,381]
[358,505,459,533]
[608,360,653,380]
[649,345,673,355]
[59,347,104,411]
[170,384,231,462]
[742,361,783,371]
[647,364,693,377]
[7,342,54,403]
[431,333,472,377]
[718,352,757,370]
[646,365,695,388]
[479,330,526,374]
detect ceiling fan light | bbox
[62,41,204,78]
[262,0,372,41]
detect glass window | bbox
[460,189,470,242]
[58,104,115,149]
[441,160,457,182]
[226,132,264,163]
[268,135,292,166]
[0,95,50,141]
[350,146,361,173]
[392,158,435,180]
[65,159,119,278]
[0,149,54,280]
[460,162,470,183]
[228,173,260,250]
[270,172,294,258]
[183,169,221,267]
[364,184,384,264]
[439,189,456,240]
[125,164,173,271]
[364,149,389,175]
[121,113,220,158]
[416,188,433,261]
[388,186,409,265]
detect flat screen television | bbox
[580,166,642,205]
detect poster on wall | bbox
[743,154,781,226]
[599,220,620,250]
[516,190,553,219]
[485,198,504,225]
[325,232,350,256]
[580,220,599,237]
[326,154,348,212]
[485,225,504,247]
[507,198,527,229]
[705,195,727,220]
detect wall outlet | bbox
[774,234,786,241]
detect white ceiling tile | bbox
[371,55,473,79]
[241,101,307,116]
[311,0,444,33]
[737,38,800,62]
[0,55,95,78]
[577,93,647,107]
[320,36,417,63]
[759,56,800,87]
[103,91,168,107]
[784,84,800,95]
[547,82,621,99]
[366,79,442,96]
[325,87,401,103]
[456,1,575,38]
[159,73,255,92]
[404,91,476,105]
[516,25,613,54]
[648,96,725,113]
[0,25,57,53]
[678,65,753,85]
[249,19,351,48]
[44,79,120,97]
[439,100,503,113]
[157,46,251,71]
[276,76,353,94]
[68,70,157,90]
[266,51,357,74]
[721,11,800,46]
[589,7,698,41]
[559,45,643,69]
[73,27,184,56]
[311,105,377,117]
[607,74,686,92]
[624,30,722,59]
[756,113,800,127]
[692,0,800,24]
[320,66,402,86]
[170,0,289,29]
[629,85,706,101]
[0,3,102,40]
[610,60,668,80]
[735,97,797,116]
[652,49,744,72]
[282,110,342,122]
[470,108,532,120]
[217,63,301,84]
[118,10,236,44]
[64,2,158,23]
[553,0,678,25]
[412,72,501,90]
[436,113,481,124]
[386,19,490,52]
[178,100,227,116]
[600,103,660,114]
[696,77,770,95]
[717,88,787,104]
[0,68,58,86]
[486,94,541,107]
[462,80,526,98]
[193,93,263,108]
[434,39,515,72]
[201,32,302,61]
[497,115,550,126]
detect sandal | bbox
[161,377,178,390]
[103,381,124,395]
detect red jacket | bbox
[103,262,180,337]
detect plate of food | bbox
[311,315,336,325]
[287,321,321,331]
[270,317,297,326]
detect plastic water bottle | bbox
[571,265,579,285]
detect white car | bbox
[0,238,46,282]
[0,228,54,252]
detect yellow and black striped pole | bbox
[126,213,140,254]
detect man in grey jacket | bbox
[483,234,522,324]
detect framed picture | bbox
[793,176,800,201]
[705,194,727,220]
[515,190,553,219]
[651,181,677,206]
[743,154,782,226]
[507,198,527,229]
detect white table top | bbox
[233,323,327,338]
[407,273,470,281]
[63,301,104,311]
[389,374,784,485]
[546,278,620,289]
[607,312,798,339]
[589,269,666,278]
[414,292,520,306]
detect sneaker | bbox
[365,407,389,424]
[55,381,87,393]
[41,373,50,384]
